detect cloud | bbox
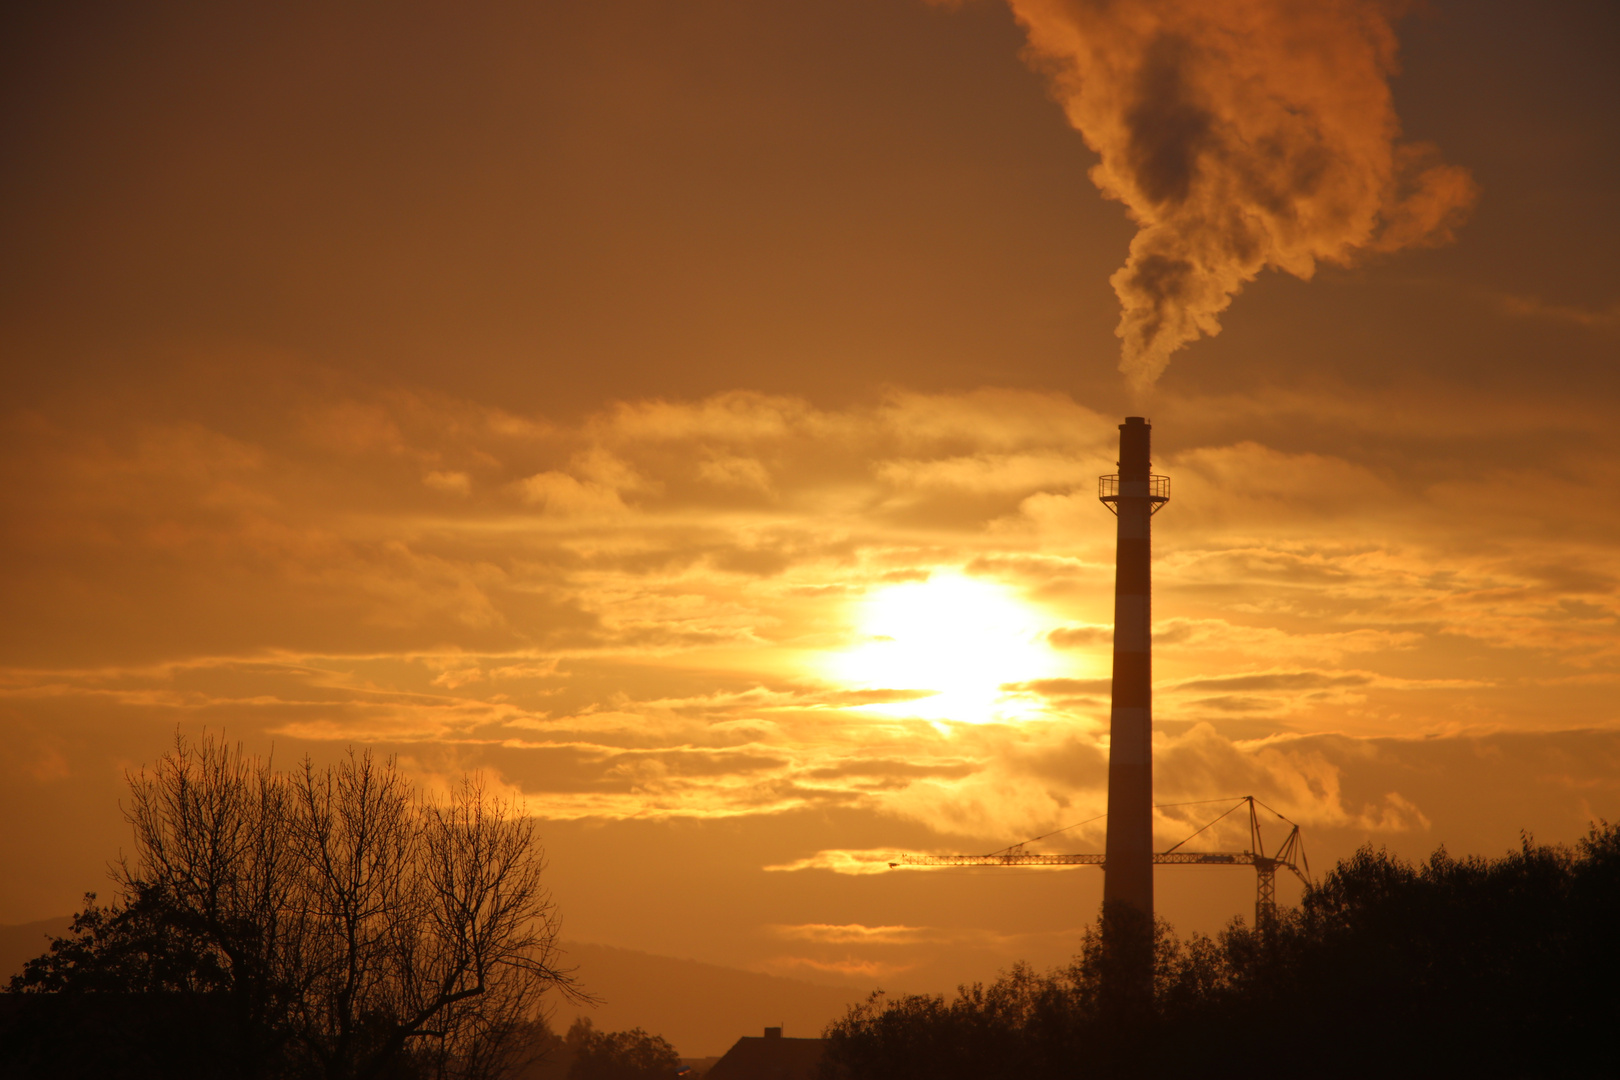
[770,923,935,945]
[1047,624,1110,649]
[423,470,472,496]
[1002,677,1111,698]
[761,956,915,981]
[1155,724,1438,838]
[764,849,905,876]
[1174,671,1373,693]
[517,471,630,518]
[875,452,1090,496]
[697,453,774,492]
[1166,442,1395,518]
[1497,294,1620,333]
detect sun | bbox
[827,572,1070,723]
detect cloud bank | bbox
[6,380,1617,854]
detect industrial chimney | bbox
[1098,417,1168,931]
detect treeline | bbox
[822,824,1620,1079]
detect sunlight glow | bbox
[828,572,1069,723]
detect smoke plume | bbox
[1001,0,1478,391]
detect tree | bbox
[8,734,582,1080]
[562,1018,681,1080]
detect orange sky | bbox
[3,0,1618,997]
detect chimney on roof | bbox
[764,1027,782,1039]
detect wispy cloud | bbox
[1498,293,1620,332]
[765,850,916,876]
[770,923,936,945]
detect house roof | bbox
[704,1032,826,1080]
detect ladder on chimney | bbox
[891,795,1311,929]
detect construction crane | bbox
[891,796,1312,929]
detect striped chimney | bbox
[1099,416,1168,921]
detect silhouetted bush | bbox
[822,823,1620,1080]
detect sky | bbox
[3,0,1619,1000]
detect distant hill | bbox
[555,941,866,1058]
[0,919,862,1059]
[0,917,72,986]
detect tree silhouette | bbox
[5,734,583,1080]
[821,823,1620,1080]
[495,1017,683,1080]
[562,1018,681,1080]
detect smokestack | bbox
[1099,417,1167,940]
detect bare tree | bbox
[107,733,581,1080]
[122,732,306,1073]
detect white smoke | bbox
[999,0,1478,391]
